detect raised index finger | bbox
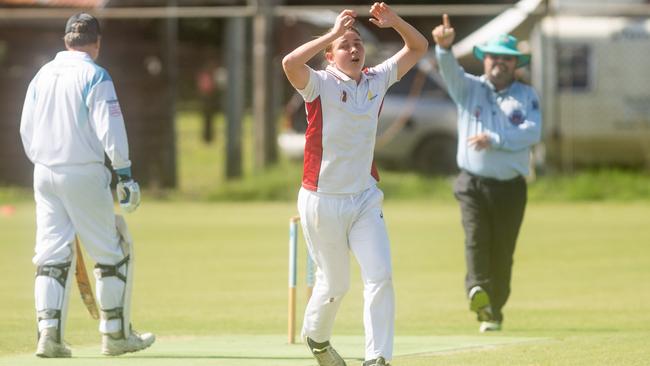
[443,13,450,28]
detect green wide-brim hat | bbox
[473,34,531,68]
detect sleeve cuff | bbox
[296,66,318,102]
[435,44,452,56]
[115,167,132,180]
[388,55,399,83]
[486,131,502,148]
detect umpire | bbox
[431,15,542,332]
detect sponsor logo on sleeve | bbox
[107,100,122,118]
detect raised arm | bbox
[282,10,356,90]
[431,13,454,50]
[369,2,427,80]
[432,14,471,105]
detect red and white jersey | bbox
[297,58,398,194]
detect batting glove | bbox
[115,168,141,214]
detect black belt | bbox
[461,170,523,185]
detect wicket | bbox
[288,215,315,344]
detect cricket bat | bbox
[75,237,100,319]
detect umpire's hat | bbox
[473,34,530,68]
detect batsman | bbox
[19,13,155,357]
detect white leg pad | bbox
[35,244,77,341]
[95,215,134,338]
[117,214,134,339]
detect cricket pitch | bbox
[0,334,545,365]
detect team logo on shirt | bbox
[509,109,525,125]
[473,106,482,119]
[501,98,525,126]
[367,90,377,101]
[362,68,375,76]
[341,91,347,103]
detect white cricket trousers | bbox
[33,163,126,333]
[298,185,394,361]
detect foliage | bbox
[2,111,649,203]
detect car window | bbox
[387,68,449,99]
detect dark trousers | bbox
[453,170,527,322]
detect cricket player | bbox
[432,15,542,332]
[20,13,155,357]
[282,3,427,365]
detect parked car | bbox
[278,59,459,174]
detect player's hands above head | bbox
[369,2,399,29]
[117,178,141,214]
[432,14,455,49]
[332,9,357,37]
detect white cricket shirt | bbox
[20,51,131,170]
[297,58,398,194]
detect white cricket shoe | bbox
[469,285,494,322]
[307,337,347,366]
[479,320,502,332]
[35,328,71,358]
[102,329,155,356]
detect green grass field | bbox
[1,200,649,365]
[1,112,650,364]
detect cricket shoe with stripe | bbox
[469,285,494,322]
[35,328,71,358]
[363,356,390,366]
[102,328,155,356]
[307,337,347,366]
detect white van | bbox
[531,16,650,169]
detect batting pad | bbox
[95,215,134,336]
[115,214,134,338]
[34,244,77,342]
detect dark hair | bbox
[64,22,99,47]
[63,13,100,47]
[324,27,362,54]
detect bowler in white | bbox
[282,3,427,366]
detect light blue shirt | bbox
[435,45,542,180]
